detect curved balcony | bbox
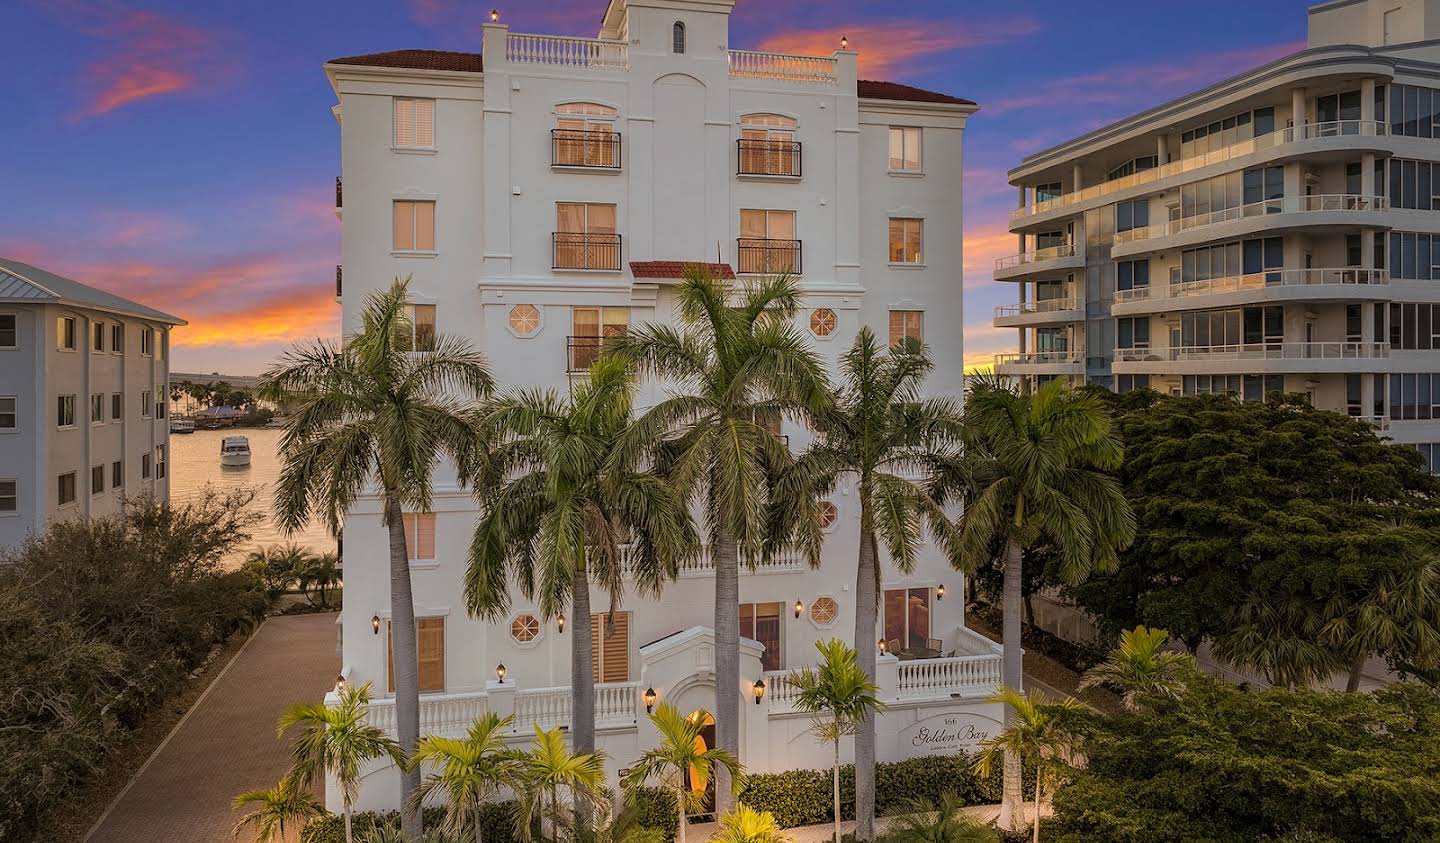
[1010,120,1391,230]
[1110,194,1390,259]
[993,297,1085,327]
[994,349,1085,376]
[1111,268,1390,315]
[993,243,1085,281]
[1112,341,1390,375]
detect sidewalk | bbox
[86,612,340,843]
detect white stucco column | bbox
[1017,184,1027,210]
[1072,163,1083,191]
[1156,134,1168,165]
[1361,78,1376,123]
[1292,87,1308,127]
[1361,368,1376,418]
[480,22,514,279]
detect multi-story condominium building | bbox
[0,258,182,549]
[995,0,1440,463]
[324,0,989,812]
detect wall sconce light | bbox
[752,679,766,705]
[371,614,381,635]
[643,686,657,713]
[794,599,804,619]
[490,8,500,22]
[335,674,348,692]
[495,662,507,682]
[937,583,945,601]
[840,34,849,49]
[878,638,888,654]
[557,613,566,633]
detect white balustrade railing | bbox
[513,682,641,731]
[994,297,1080,318]
[994,243,1077,271]
[761,669,803,710]
[728,49,837,84]
[1114,194,1389,245]
[365,690,490,739]
[506,32,628,71]
[952,625,1005,657]
[1012,119,1390,223]
[895,655,1003,700]
[677,546,808,576]
[1117,268,1389,305]
[1116,341,1389,363]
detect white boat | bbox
[169,418,195,434]
[220,435,252,467]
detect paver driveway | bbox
[87,611,339,843]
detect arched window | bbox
[554,102,618,167]
[672,21,686,54]
[739,113,799,176]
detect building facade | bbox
[0,259,182,550]
[325,0,992,812]
[995,0,1440,461]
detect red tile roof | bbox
[857,79,975,106]
[328,49,485,73]
[630,261,736,280]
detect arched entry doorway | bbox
[683,710,717,820]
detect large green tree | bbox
[611,269,829,811]
[261,277,494,837]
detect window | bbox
[511,613,541,643]
[112,460,123,489]
[569,307,628,371]
[90,393,103,423]
[672,20,685,53]
[0,480,14,512]
[142,452,152,479]
[57,316,76,350]
[592,611,631,682]
[140,327,154,356]
[111,393,122,421]
[554,202,619,270]
[739,113,799,176]
[888,218,923,264]
[888,310,923,347]
[809,596,839,627]
[809,308,836,337]
[1389,374,1440,421]
[1117,317,1150,350]
[508,304,541,337]
[1179,107,1272,158]
[1385,158,1440,210]
[0,314,14,348]
[156,397,166,419]
[154,445,166,480]
[402,512,437,562]
[883,587,932,652]
[740,602,783,672]
[58,471,76,506]
[1389,303,1440,350]
[1106,155,1158,182]
[393,200,437,252]
[394,97,435,148]
[92,321,104,351]
[389,616,446,693]
[57,394,75,428]
[0,397,13,430]
[1389,85,1440,138]
[91,464,104,495]
[1390,232,1440,280]
[817,500,838,529]
[1117,260,1149,292]
[554,103,619,168]
[1116,374,1150,394]
[1034,182,1062,203]
[111,323,123,353]
[1116,199,1149,232]
[738,209,798,274]
[141,390,152,418]
[399,304,437,352]
[888,127,922,172]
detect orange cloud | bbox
[756,17,1040,79]
[175,289,339,349]
[962,222,1019,289]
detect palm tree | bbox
[772,328,962,839]
[712,804,794,843]
[515,725,609,842]
[611,269,830,811]
[277,682,406,843]
[788,639,885,843]
[622,703,743,843]
[875,793,999,843]
[296,551,342,609]
[261,277,493,837]
[231,776,325,842]
[1078,626,1194,710]
[939,377,1134,829]
[408,712,520,843]
[973,687,1084,843]
[465,355,695,766]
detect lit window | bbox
[0,480,15,512]
[555,103,619,168]
[394,97,435,148]
[591,611,631,682]
[883,587,933,653]
[889,310,923,347]
[403,512,437,562]
[394,200,437,252]
[57,394,75,428]
[511,613,541,643]
[808,308,836,337]
[739,209,798,274]
[817,500,838,529]
[740,602,783,672]
[389,616,446,693]
[57,317,76,350]
[509,304,542,337]
[57,471,76,506]
[810,596,839,626]
[0,314,14,348]
[740,113,799,176]
[889,218,923,264]
[554,203,619,270]
[570,307,628,371]
[888,126,922,172]
[399,304,437,352]
[0,396,14,430]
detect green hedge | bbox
[628,787,678,842]
[301,804,516,843]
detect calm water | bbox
[169,427,334,567]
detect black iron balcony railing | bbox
[335,265,342,298]
[736,238,801,275]
[737,138,801,177]
[553,232,622,271]
[335,176,343,208]
[552,129,622,169]
[566,334,628,372]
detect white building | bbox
[0,258,182,550]
[996,0,1440,462]
[323,0,996,812]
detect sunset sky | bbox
[0,0,1313,375]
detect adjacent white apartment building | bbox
[996,0,1440,463]
[0,258,182,550]
[324,0,991,811]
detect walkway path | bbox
[87,612,340,843]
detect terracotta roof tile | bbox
[630,261,736,280]
[328,49,484,73]
[857,79,975,106]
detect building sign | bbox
[898,711,1001,757]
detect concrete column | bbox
[1156,134,1169,165]
[480,23,513,280]
[486,679,515,719]
[1361,303,1375,343]
[1361,78,1376,123]
[1292,87,1307,127]
[1072,163,1083,192]
[1361,370,1377,417]
[1017,184,1027,210]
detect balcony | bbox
[737,238,802,275]
[728,49,837,85]
[1112,268,1390,315]
[1111,194,1390,258]
[993,349,1085,376]
[566,335,619,373]
[551,129,622,170]
[553,232,622,271]
[993,297,1084,327]
[505,32,628,72]
[993,243,1084,281]
[1112,341,1391,375]
[1010,119,1391,228]
[737,139,802,178]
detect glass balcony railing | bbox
[993,297,1080,318]
[993,243,1077,272]
[1113,194,1388,246]
[1113,268,1389,304]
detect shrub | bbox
[629,786,679,842]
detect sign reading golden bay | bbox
[897,711,1002,757]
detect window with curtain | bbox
[592,611,631,682]
[396,304,436,352]
[570,307,627,370]
[888,218,923,263]
[883,587,931,651]
[394,98,435,148]
[740,602,783,671]
[738,209,798,273]
[739,113,798,176]
[393,200,436,251]
[888,310,922,347]
[887,127,922,171]
[555,202,618,269]
[555,103,618,167]
[402,512,436,562]
[389,616,446,693]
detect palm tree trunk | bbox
[1346,651,1367,692]
[832,741,842,843]
[344,803,354,843]
[1032,778,1042,843]
[475,795,485,843]
[572,558,596,830]
[998,535,1025,831]
[852,513,879,841]
[384,491,423,839]
[676,776,688,843]
[713,526,740,815]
